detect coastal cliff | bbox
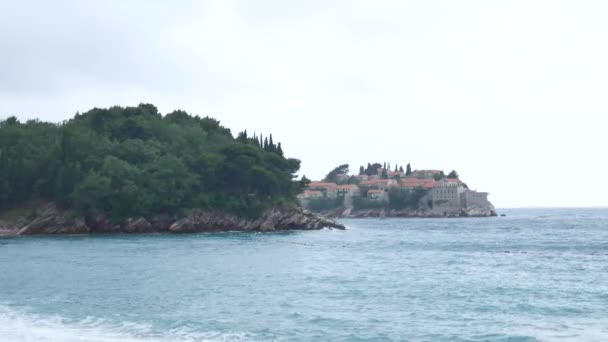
[0,203,344,237]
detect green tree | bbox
[405,163,412,176]
[447,170,459,179]
[0,104,305,219]
[433,171,445,181]
[323,164,349,182]
[388,187,428,210]
[277,143,283,156]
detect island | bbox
[0,104,343,236]
[297,163,496,218]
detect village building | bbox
[298,190,323,199]
[439,178,462,187]
[336,184,360,197]
[354,174,369,181]
[401,178,437,189]
[388,171,404,178]
[299,166,493,215]
[367,189,388,201]
[428,181,466,213]
[409,169,442,179]
[360,178,398,189]
[307,181,338,198]
[462,190,490,208]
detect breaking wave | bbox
[0,305,255,342]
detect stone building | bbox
[462,190,490,208]
[429,182,466,214]
[307,182,338,198]
[410,169,442,179]
[360,179,397,189]
[427,178,493,215]
[368,189,388,201]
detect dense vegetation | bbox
[387,187,428,210]
[322,164,349,183]
[0,104,307,220]
[353,197,388,210]
[306,196,344,212]
[351,187,428,211]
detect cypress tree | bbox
[277,142,283,156]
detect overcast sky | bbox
[1,0,607,207]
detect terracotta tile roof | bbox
[360,179,391,185]
[308,182,337,189]
[299,190,323,197]
[402,178,437,189]
[336,184,357,190]
[368,189,385,194]
[412,169,442,174]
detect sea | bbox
[1,208,607,342]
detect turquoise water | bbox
[1,208,608,342]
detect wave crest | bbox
[0,306,254,342]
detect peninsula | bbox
[0,104,343,236]
[298,163,496,217]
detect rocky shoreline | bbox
[320,207,497,219]
[0,203,345,237]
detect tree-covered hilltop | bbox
[0,104,308,220]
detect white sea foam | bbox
[511,321,608,342]
[0,306,254,342]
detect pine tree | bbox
[269,134,275,151]
[406,163,412,176]
[263,137,269,150]
[394,164,398,172]
[399,166,404,173]
[359,166,365,175]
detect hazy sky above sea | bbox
[1,1,607,208]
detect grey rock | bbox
[169,207,344,233]
[2,202,344,236]
[17,203,89,235]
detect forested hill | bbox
[0,104,307,220]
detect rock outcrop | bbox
[17,203,89,235]
[169,207,344,233]
[338,206,497,218]
[0,203,344,236]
